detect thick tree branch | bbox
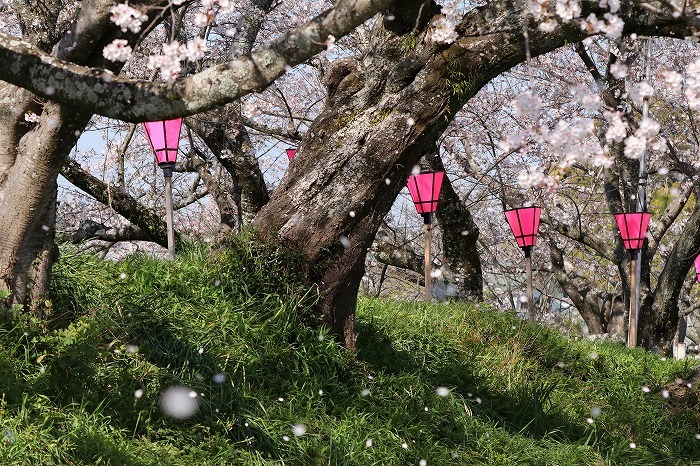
[647,179,693,256]
[63,219,154,244]
[371,235,425,284]
[0,0,394,122]
[60,158,170,247]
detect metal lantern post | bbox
[407,171,445,302]
[285,148,297,160]
[143,118,183,260]
[505,206,542,320]
[614,212,651,348]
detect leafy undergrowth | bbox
[0,236,698,465]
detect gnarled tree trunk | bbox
[253,0,672,346]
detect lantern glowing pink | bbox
[504,207,541,249]
[285,148,296,160]
[614,212,650,251]
[407,171,444,220]
[143,119,183,260]
[504,206,541,321]
[407,171,445,303]
[142,119,182,167]
[613,211,650,348]
[694,255,700,282]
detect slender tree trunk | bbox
[548,240,607,334]
[187,113,269,227]
[425,152,483,301]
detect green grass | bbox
[0,234,698,465]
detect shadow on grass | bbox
[355,319,587,442]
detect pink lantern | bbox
[694,255,700,282]
[142,119,183,166]
[142,118,183,261]
[505,206,541,249]
[407,171,444,218]
[614,212,650,251]
[407,171,444,303]
[285,148,297,160]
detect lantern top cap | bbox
[504,205,541,213]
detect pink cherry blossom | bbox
[109,2,148,33]
[103,39,133,62]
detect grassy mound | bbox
[0,235,698,465]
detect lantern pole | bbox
[524,246,535,320]
[162,162,176,260]
[630,39,652,347]
[628,251,638,347]
[423,213,432,303]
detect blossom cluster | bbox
[580,12,624,39]
[623,117,665,160]
[529,0,624,40]
[429,17,458,44]
[109,2,148,33]
[147,38,208,81]
[103,39,133,62]
[517,169,558,191]
[603,111,627,143]
[628,81,654,106]
[428,1,462,44]
[681,59,700,109]
[194,0,236,27]
[609,61,628,79]
[555,0,581,22]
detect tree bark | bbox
[640,198,700,351]
[425,152,483,300]
[0,0,162,305]
[251,1,697,347]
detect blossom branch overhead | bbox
[0,0,696,123]
[0,0,395,122]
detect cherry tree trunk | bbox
[639,203,700,352]
[425,152,482,300]
[0,0,150,308]
[253,1,600,347]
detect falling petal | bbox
[160,386,199,419]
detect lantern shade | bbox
[505,206,541,248]
[694,255,700,282]
[614,212,650,251]
[407,171,444,215]
[143,119,182,165]
[286,148,296,160]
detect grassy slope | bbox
[0,237,698,465]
